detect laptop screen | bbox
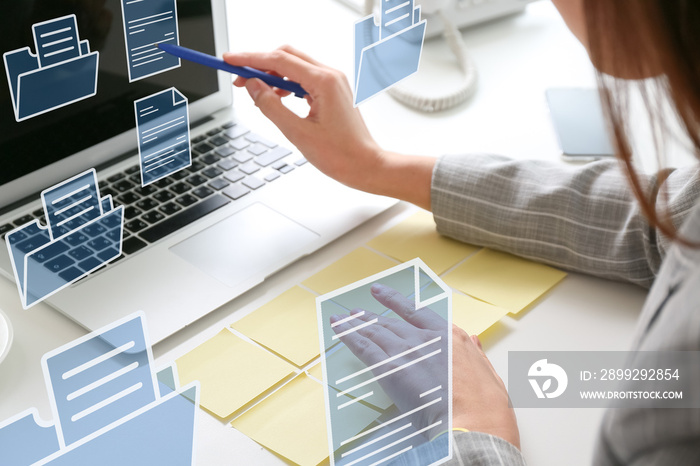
[0,0,219,188]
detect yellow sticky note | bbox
[367,210,480,274]
[231,286,320,367]
[452,293,508,336]
[302,247,398,295]
[444,249,567,314]
[308,361,323,381]
[176,329,295,419]
[231,374,379,466]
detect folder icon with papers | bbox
[5,169,124,309]
[354,0,426,106]
[2,14,99,122]
[317,259,452,466]
[0,313,199,465]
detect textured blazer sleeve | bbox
[388,432,526,466]
[431,154,700,288]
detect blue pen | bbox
[158,43,308,98]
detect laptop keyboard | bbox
[1,121,306,278]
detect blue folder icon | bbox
[3,14,99,122]
[0,313,199,466]
[354,0,427,106]
[5,169,124,309]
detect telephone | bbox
[338,0,536,112]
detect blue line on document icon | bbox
[135,87,192,186]
[317,259,452,466]
[5,169,124,309]
[353,0,427,106]
[0,313,199,465]
[3,14,99,122]
[121,0,181,82]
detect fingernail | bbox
[246,79,262,100]
[371,284,385,294]
[330,315,339,323]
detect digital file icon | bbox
[5,169,124,309]
[354,0,427,106]
[121,0,181,82]
[135,87,192,186]
[317,258,452,466]
[0,313,199,465]
[3,14,99,122]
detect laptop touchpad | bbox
[170,203,319,288]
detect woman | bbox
[224,0,700,464]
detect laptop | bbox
[0,0,396,343]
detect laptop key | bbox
[129,174,142,184]
[117,192,141,205]
[295,158,308,166]
[215,145,235,157]
[83,223,106,237]
[0,223,14,237]
[224,170,245,183]
[78,256,102,272]
[102,188,118,198]
[87,237,111,251]
[233,152,254,164]
[208,178,230,190]
[222,121,236,129]
[68,246,93,261]
[171,170,189,181]
[159,202,181,215]
[58,266,83,283]
[125,165,140,175]
[136,198,159,211]
[193,187,213,199]
[245,133,278,148]
[264,171,281,182]
[97,247,119,262]
[217,159,238,171]
[154,178,173,188]
[125,219,148,233]
[113,180,135,193]
[201,153,219,165]
[176,194,198,207]
[225,125,249,139]
[171,182,190,195]
[223,184,250,200]
[239,162,260,175]
[123,236,147,254]
[187,162,205,174]
[202,167,222,179]
[272,160,287,170]
[206,128,221,137]
[33,241,70,262]
[242,176,265,190]
[247,143,267,156]
[125,206,142,220]
[279,165,295,174]
[32,208,44,217]
[194,142,215,155]
[153,190,175,203]
[65,232,89,247]
[107,173,125,183]
[192,135,206,144]
[142,211,165,224]
[13,214,34,227]
[135,185,158,196]
[139,194,231,243]
[45,254,75,273]
[209,136,229,147]
[229,139,249,151]
[256,146,292,167]
[186,175,208,187]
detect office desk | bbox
[0,1,647,465]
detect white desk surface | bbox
[0,1,648,465]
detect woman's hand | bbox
[224,45,383,192]
[332,284,520,449]
[223,46,436,210]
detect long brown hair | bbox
[584,0,700,246]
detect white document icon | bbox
[317,258,453,466]
[134,87,191,186]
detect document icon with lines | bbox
[317,259,452,466]
[134,87,191,186]
[121,0,181,82]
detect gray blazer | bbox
[412,154,700,465]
